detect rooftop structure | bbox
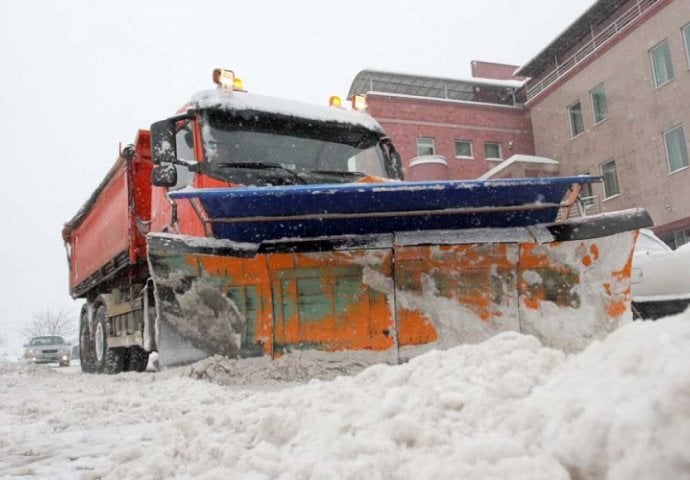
[348,70,525,107]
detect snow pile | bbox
[175,350,384,386]
[508,314,690,479]
[1,312,689,479]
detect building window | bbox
[568,101,584,138]
[484,142,501,160]
[664,125,689,173]
[590,83,608,124]
[416,137,435,156]
[454,140,473,158]
[683,23,690,67]
[672,229,690,249]
[650,40,674,87]
[600,159,620,198]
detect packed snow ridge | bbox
[1,311,689,479]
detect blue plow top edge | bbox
[168,176,596,243]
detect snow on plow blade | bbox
[148,178,652,367]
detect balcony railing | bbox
[526,0,658,102]
[558,195,601,221]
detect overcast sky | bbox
[0,0,595,354]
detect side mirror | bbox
[150,119,178,165]
[152,164,178,188]
[23,344,27,348]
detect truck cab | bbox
[149,69,403,237]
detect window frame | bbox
[589,83,608,125]
[672,229,690,249]
[567,100,584,138]
[663,124,690,174]
[649,39,675,88]
[454,139,473,159]
[416,137,436,157]
[600,159,620,199]
[680,23,690,70]
[483,142,502,161]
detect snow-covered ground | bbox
[1,312,689,480]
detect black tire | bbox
[126,346,150,372]
[93,305,108,373]
[79,308,97,373]
[105,347,126,374]
[633,299,690,320]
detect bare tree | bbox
[18,309,76,340]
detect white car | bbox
[24,336,72,367]
[631,229,690,319]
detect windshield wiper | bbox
[308,170,367,177]
[215,162,307,184]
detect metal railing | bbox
[526,0,658,101]
[558,195,601,221]
[576,195,601,217]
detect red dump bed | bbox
[62,131,153,297]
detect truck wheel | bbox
[105,348,126,374]
[126,346,150,372]
[79,308,97,373]
[93,305,108,373]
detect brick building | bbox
[347,65,535,179]
[348,0,689,247]
[517,0,689,247]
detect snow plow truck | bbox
[63,68,652,374]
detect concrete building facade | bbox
[517,0,690,246]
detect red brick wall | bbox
[367,94,535,179]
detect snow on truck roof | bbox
[192,89,385,133]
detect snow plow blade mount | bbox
[148,178,652,368]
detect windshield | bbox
[29,336,65,346]
[200,109,400,185]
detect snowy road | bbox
[1,312,689,480]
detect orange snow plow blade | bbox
[148,209,650,367]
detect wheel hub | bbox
[95,321,104,362]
